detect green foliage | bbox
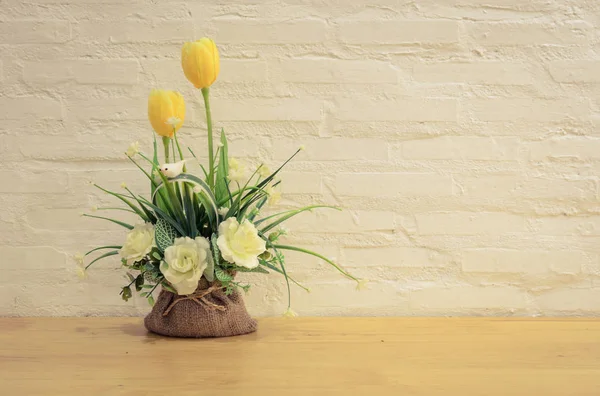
[215,267,233,283]
[155,218,178,252]
[121,286,132,302]
[215,129,229,203]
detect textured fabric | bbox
[144,280,257,338]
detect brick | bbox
[0,247,67,270]
[458,175,596,200]
[337,98,457,121]
[66,98,145,120]
[335,173,454,197]
[279,59,397,84]
[211,98,321,121]
[0,21,70,44]
[78,21,193,43]
[23,60,140,85]
[400,137,519,161]
[139,59,189,86]
[413,62,531,85]
[416,212,525,235]
[528,138,600,161]
[465,99,589,122]
[285,210,395,233]
[410,286,529,310]
[338,21,459,44]
[343,247,451,268]
[272,138,388,161]
[549,61,600,83]
[461,249,583,274]
[215,20,327,44]
[18,134,141,161]
[467,22,590,45]
[278,172,321,194]
[0,170,68,193]
[529,217,600,236]
[535,289,600,311]
[220,59,268,82]
[0,98,62,120]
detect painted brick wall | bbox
[1,0,600,317]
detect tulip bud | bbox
[181,38,220,89]
[147,89,185,138]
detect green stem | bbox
[201,87,215,190]
[162,136,170,163]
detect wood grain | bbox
[0,317,599,395]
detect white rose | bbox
[119,223,155,265]
[160,236,212,295]
[217,217,266,269]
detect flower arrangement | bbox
[81,38,362,337]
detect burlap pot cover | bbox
[144,279,257,338]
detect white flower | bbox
[299,145,305,151]
[165,117,182,127]
[218,207,229,216]
[73,252,84,266]
[258,164,270,178]
[283,307,297,318]
[126,141,139,157]
[160,236,213,295]
[76,266,88,280]
[91,205,98,212]
[120,182,127,189]
[119,223,155,266]
[266,185,281,206]
[356,279,369,291]
[217,217,266,269]
[228,157,246,183]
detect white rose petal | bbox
[119,223,155,266]
[218,207,229,216]
[217,217,266,269]
[160,236,213,295]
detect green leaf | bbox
[148,295,155,306]
[215,267,233,283]
[155,218,178,252]
[85,250,119,270]
[135,274,144,291]
[126,272,135,282]
[82,214,134,230]
[84,245,121,257]
[215,129,229,203]
[93,184,149,222]
[259,205,341,234]
[137,197,186,236]
[242,148,302,202]
[273,244,358,282]
[121,286,132,302]
[232,265,269,274]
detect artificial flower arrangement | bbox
[81,38,362,338]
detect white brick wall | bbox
[1,0,600,317]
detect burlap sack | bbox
[144,279,257,338]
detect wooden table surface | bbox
[1,317,599,395]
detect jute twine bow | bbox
[162,284,227,317]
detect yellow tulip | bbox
[181,38,220,89]
[147,89,185,138]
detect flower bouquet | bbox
[81,38,362,338]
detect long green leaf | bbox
[93,184,148,221]
[273,244,358,282]
[82,214,134,230]
[85,250,119,270]
[215,129,229,203]
[272,247,291,309]
[84,245,122,257]
[137,197,187,236]
[259,260,310,292]
[243,148,302,201]
[154,171,187,232]
[259,206,341,234]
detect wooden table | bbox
[1,317,599,395]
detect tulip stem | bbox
[162,136,170,163]
[201,87,215,190]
